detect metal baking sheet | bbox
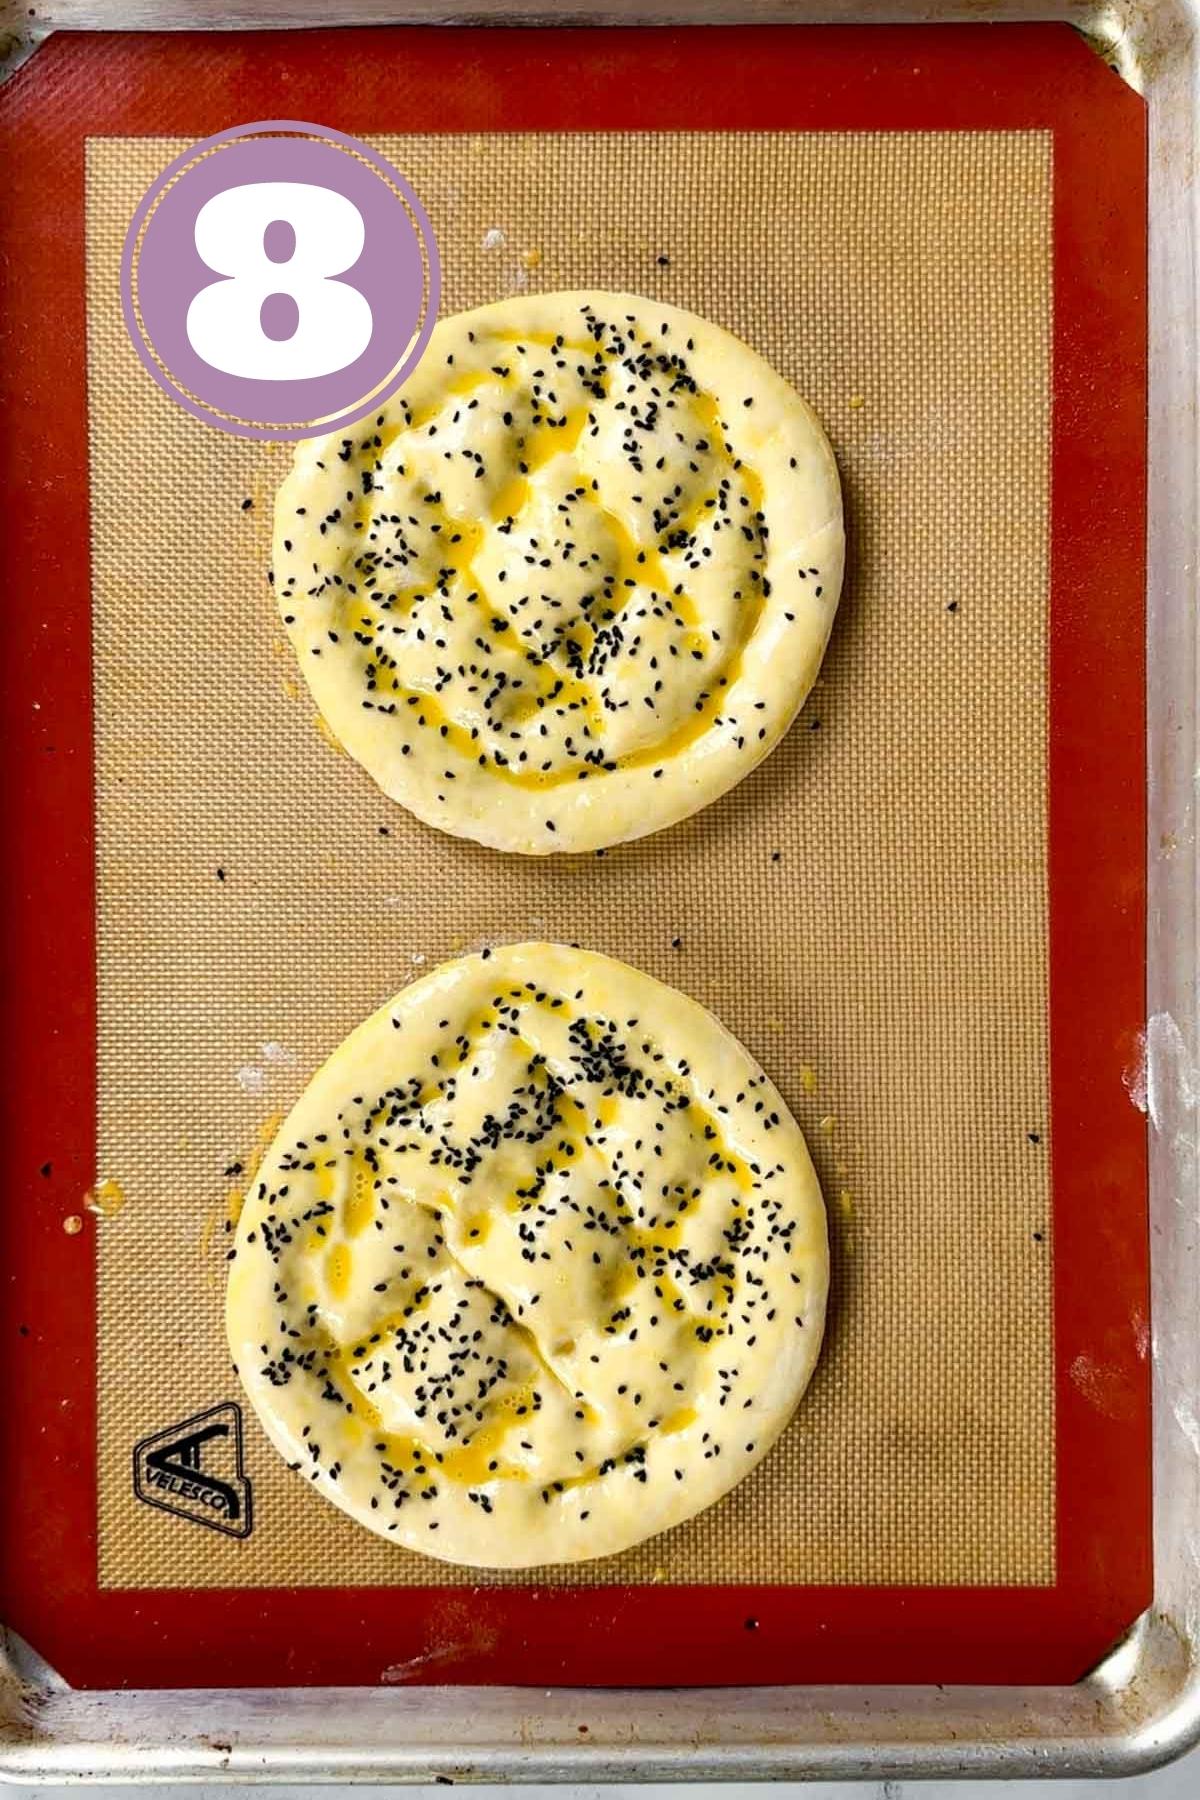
[0,0,1196,1781]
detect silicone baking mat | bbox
[0,24,1148,1690]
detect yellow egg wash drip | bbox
[407,365,499,431]
[315,713,345,755]
[521,403,590,472]
[325,1240,353,1298]
[344,1149,376,1236]
[205,1110,288,1266]
[489,471,529,524]
[495,328,597,354]
[84,1177,126,1219]
[436,1384,538,1483]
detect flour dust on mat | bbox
[273,291,843,854]
[227,943,829,1565]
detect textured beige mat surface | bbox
[87,126,1053,1589]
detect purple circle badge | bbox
[121,120,440,441]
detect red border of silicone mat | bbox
[0,23,1148,1691]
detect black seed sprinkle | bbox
[250,312,825,1533]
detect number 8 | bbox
[187,182,373,381]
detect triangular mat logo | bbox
[133,1401,253,1539]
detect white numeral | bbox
[186,182,372,380]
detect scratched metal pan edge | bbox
[0,0,1197,1782]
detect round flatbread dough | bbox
[227,944,828,1567]
[274,291,843,854]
